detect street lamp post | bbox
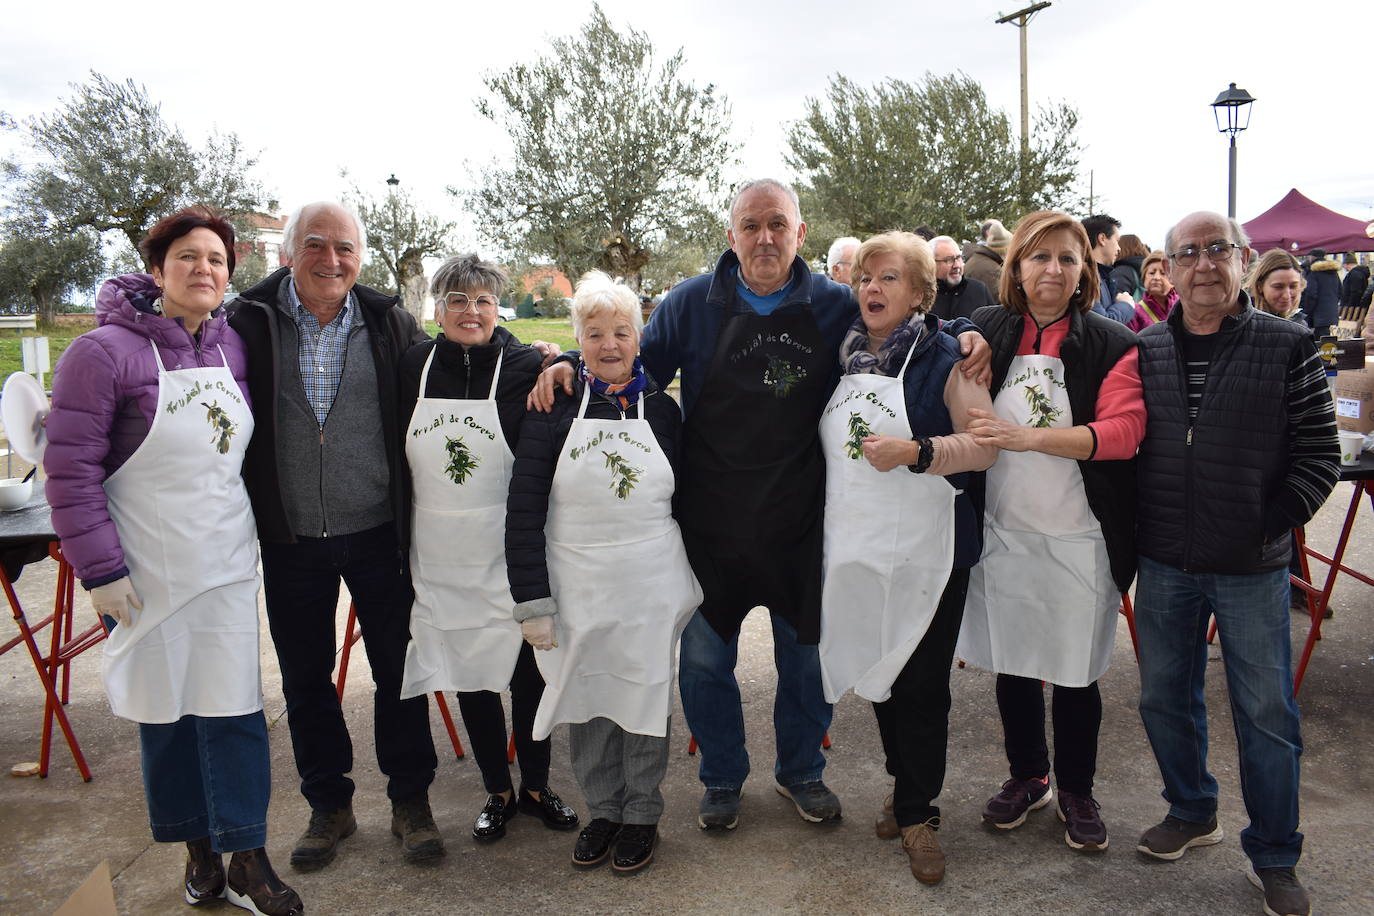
[996,2,1051,209]
[1210,83,1255,219]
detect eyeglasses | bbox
[442,292,499,314]
[1168,242,1240,268]
[933,255,964,265]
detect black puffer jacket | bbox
[505,374,682,612]
[227,268,426,546]
[1110,255,1144,302]
[932,276,996,321]
[973,304,1139,592]
[398,326,543,453]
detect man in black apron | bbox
[635,180,989,830]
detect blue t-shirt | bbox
[734,268,795,315]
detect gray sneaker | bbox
[698,787,741,830]
[1247,865,1310,916]
[1136,814,1223,860]
[776,780,842,823]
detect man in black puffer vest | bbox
[1132,212,1338,916]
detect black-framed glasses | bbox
[933,255,964,265]
[1168,242,1240,268]
[442,292,499,314]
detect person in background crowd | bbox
[818,231,996,886]
[229,202,441,870]
[965,218,1011,294]
[397,254,578,844]
[1110,234,1150,302]
[1081,214,1135,323]
[1127,252,1179,332]
[827,236,860,285]
[1250,250,1305,320]
[960,210,1144,856]
[507,272,700,874]
[1339,253,1368,315]
[1134,212,1338,916]
[930,235,995,321]
[1298,248,1340,336]
[47,207,303,915]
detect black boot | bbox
[184,837,225,905]
[226,848,304,916]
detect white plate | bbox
[2,372,50,465]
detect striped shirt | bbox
[288,280,357,426]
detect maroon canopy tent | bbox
[1243,189,1374,254]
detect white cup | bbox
[0,477,33,510]
[1337,429,1364,467]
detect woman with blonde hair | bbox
[1249,249,1305,320]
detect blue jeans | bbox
[141,712,271,853]
[1135,556,1303,868]
[678,610,832,790]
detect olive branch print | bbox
[844,412,874,459]
[1022,385,1063,428]
[444,436,479,484]
[200,401,238,454]
[763,355,805,398]
[601,450,643,500]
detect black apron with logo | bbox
[678,301,832,643]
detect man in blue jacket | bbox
[1082,214,1135,323]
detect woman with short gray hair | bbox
[506,270,700,874]
[397,253,580,844]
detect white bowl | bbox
[0,477,33,510]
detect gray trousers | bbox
[568,717,671,825]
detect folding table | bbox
[0,492,104,780]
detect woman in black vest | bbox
[959,210,1144,854]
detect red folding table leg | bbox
[507,732,516,764]
[1119,592,1139,662]
[431,693,466,759]
[1,568,92,781]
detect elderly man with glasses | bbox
[930,236,995,319]
[1132,211,1338,916]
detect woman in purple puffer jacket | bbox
[45,207,302,916]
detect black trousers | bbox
[260,523,437,811]
[455,642,550,795]
[871,568,969,827]
[995,673,1102,796]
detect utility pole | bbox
[996,2,1051,209]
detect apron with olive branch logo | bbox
[531,385,701,739]
[400,346,523,697]
[958,353,1118,687]
[102,342,260,723]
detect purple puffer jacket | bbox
[44,274,252,588]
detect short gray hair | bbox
[430,253,508,301]
[282,201,368,262]
[729,178,801,225]
[929,235,959,253]
[827,236,860,267]
[1163,211,1249,256]
[570,271,642,339]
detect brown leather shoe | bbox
[391,795,445,862]
[184,837,225,904]
[901,817,945,885]
[875,793,899,840]
[289,806,356,871]
[226,847,304,916]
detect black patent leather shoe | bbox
[472,793,518,841]
[611,824,657,874]
[572,818,621,868]
[184,837,225,904]
[519,786,580,830]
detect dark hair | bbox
[1080,214,1121,250]
[1117,233,1150,261]
[913,225,936,241]
[139,206,237,275]
[999,210,1099,315]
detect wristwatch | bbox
[908,436,934,474]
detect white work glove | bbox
[90,577,143,628]
[521,615,557,651]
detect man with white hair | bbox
[229,202,442,870]
[827,236,860,285]
[930,236,995,320]
[1133,211,1337,916]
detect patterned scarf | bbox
[580,357,649,410]
[839,312,926,377]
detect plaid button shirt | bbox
[288,279,357,426]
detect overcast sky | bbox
[3,0,1371,264]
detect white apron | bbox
[817,341,956,703]
[958,353,1118,687]
[400,347,522,697]
[102,342,261,724]
[532,386,702,739]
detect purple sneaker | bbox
[981,776,1052,830]
[1057,790,1108,851]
